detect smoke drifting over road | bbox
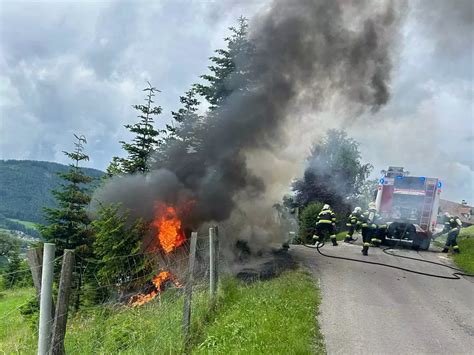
[93,0,406,246]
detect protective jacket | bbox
[361,209,378,229]
[317,209,336,225]
[443,216,462,233]
[346,212,362,227]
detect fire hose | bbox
[303,242,474,280]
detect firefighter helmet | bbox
[322,204,330,210]
[368,202,376,210]
[354,206,362,213]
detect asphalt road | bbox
[290,241,474,355]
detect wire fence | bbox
[0,229,224,354]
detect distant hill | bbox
[0,160,104,224]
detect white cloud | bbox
[0,0,472,204]
[0,0,255,168]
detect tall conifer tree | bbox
[41,134,93,256]
[196,16,255,109]
[119,82,163,174]
[170,87,203,151]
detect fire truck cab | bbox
[375,167,442,250]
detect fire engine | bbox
[375,166,442,250]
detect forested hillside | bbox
[0,160,104,223]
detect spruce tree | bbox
[170,87,203,151]
[92,204,149,296]
[196,16,255,109]
[40,134,93,256]
[105,156,123,178]
[119,82,163,174]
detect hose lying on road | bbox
[303,242,474,280]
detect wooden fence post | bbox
[50,249,75,355]
[27,248,43,297]
[209,226,219,301]
[182,231,198,350]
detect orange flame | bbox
[151,203,186,254]
[129,271,181,306]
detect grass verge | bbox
[194,269,324,354]
[453,225,474,274]
[0,288,35,353]
[0,269,323,354]
[0,287,209,354]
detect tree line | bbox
[1,17,374,308]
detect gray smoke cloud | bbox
[347,0,473,203]
[93,0,406,248]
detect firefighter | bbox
[371,213,387,247]
[313,204,338,246]
[442,212,462,254]
[360,202,377,255]
[344,206,362,243]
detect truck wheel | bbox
[419,237,431,250]
[411,232,421,250]
[412,233,430,250]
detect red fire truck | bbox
[375,167,442,250]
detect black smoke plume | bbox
[92,0,406,244]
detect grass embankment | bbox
[0,288,34,352]
[0,269,323,354]
[195,270,323,354]
[453,225,474,274]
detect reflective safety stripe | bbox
[453,245,459,249]
[351,219,357,223]
[346,223,352,227]
[362,223,368,227]
[371,238,381,242]
[450,228,459,232]
[318,220,333,224]
[330,235,336,239]
[318,211,333,216]
[379,224,387,228]
[313,235,319,240]
[363,242,371,246]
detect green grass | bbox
[336,231,348,241]
[8,219,38,230]
[453,225,474,274]
[0,288,35,353]
[0,270,323,354]
[0,287,209,354]
[194,270,324,354]
[459,225,474,238]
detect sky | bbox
[0,0,473,203]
